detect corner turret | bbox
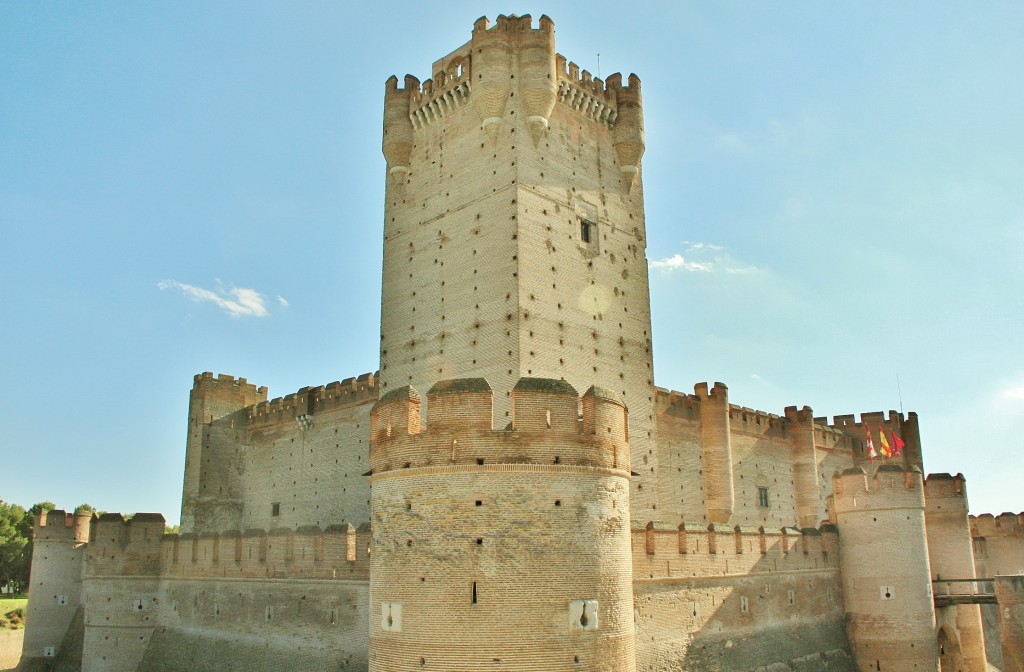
[181,373,267,533]
[605,73,645,192]
[382,75,417,187]
[20,510,92,667]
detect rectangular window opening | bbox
[580,219,592,243]
[271,502,281,517]
[472,581,478,604]
[757,487,769,508]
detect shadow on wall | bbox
[135,627,365,672]
[633,523,858,672]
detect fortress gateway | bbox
[20,14,1024,672]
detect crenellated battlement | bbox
[829,409,917,432]
[924,472,968,504]
[633,520,840,579]
[555,54,620,127]
[33,508,92,542]
[693,380,728,400]
[971,511,1024,537]
[192,371,268,398]
[160,523,370,581]
[832,464,925,513]
[369,377,629,475]
[653,386,700,419]
[87,513,166,576]
[730,404,785,435]
[247,372,377,426]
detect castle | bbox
[19,15,1024,672]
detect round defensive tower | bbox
[832,465,939,672]
[368,377,636,672]
[20,509,92,666]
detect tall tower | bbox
[379,14,658,513]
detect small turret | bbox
[382,75,417,187]
[784,405,822,529]
[470,16,513,143]
[606,73,645,192]
[695,382,734,523]
[517,14,556,145]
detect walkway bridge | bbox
[932,578,996,607]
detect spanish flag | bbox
[878,428,892,458]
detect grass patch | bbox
[0,596,28,630]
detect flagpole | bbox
[896,373,903,415]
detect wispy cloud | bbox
[276,295,290,308]
[1001,386,1024,400]
[158,279,280,318]
[651,242,759,275]
[650,254,712,272]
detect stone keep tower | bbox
[368,378,636,671]
[832,465,940,672]
[379,14,659,514]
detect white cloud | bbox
[158,279,272,318]
[650,254,712,272]
[1002,386,1024,400]
[276,295,290,308]
[651,242,760,275]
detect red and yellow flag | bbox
[878,428,892,458]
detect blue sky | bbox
[2,2,1021,523]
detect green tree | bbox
[0,500,28,594]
